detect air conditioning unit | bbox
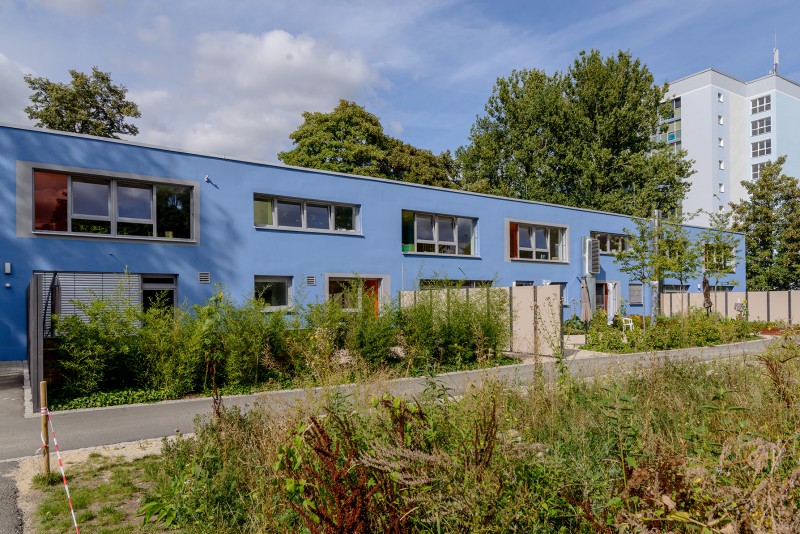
[585,238,600,275]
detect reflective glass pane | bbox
[306,204,330,230]
[401,211,414,250]
[277,200,302,227]
[34,171,68,231]
[335,206,355,231]
[457,218,473,255]
[518,226,532,248]
[156,185,192,238]
[534,228,547,250]
[549,228,562,260]
[438,244,456,254]
[255,279,289,307]
[416,242,435,253]
[73,180,109,217]
[416,215,434,241]
[72,219,111,234]
[438,217,455,243]
[117,222,154,236]
[254,198,273,226]
[118,184,152,219]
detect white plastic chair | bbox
[621,317,634,331]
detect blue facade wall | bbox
[0,124,747,361]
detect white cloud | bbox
[135,29,386,161]
[137,15,174,48]
[0,53,33,126]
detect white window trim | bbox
[254,275,292,311]
[751,139,772,158]
[507,218,569,263]
[751,95,772,114]
[590,231,628,255]
[254,194,360,235]
[404,211,477,257]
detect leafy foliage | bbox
[24,67,141,138]
[279,100,457,188]
[457,50,692,217]
[731,155,800,290]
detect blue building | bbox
[0,123,746,362]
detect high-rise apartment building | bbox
[666,67,800,226]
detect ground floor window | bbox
[142,275,177,312]
[254,276,291,310]
[326,275,385,314]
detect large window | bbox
[590,231,628,254]
[752,162,769,180]
[510,221,566,261]
[751,95,771,114]
[254,195,358,233]
[33,171,193,239]
[705,244,736,273]
[327,276,382,314]
[751,117,772,136]
[628,283,643,305]
[254,276,291,309]
[752,139,772,158]
[402,211,476,255]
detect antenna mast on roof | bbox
[770,32,779,75]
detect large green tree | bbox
[457,50,692,217]
[24,67,141,138]
[730,156,800,290]
[278,100,456,188]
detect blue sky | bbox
[0,0,797,162]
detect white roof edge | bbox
[0,121,663,222]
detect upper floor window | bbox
[717,114,724,125]
[254,195,358,233]
[751,95,771,114]
[751,117,772,136]
[510,221,566,261]
[33,170,193,239]
[752,162,769,180]
[590,231,628,254]
[717,92,724,102]
[705,244,736,273]
[752,139,772,158]
[402,211,476,256]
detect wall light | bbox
[3,262,10,275]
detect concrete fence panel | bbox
[791,291,800,324]
[746,292,769,321]
[768,291,789,323]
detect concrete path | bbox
[0,337,775,463]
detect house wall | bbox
[0,124,747,361]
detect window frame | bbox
[509,219,568,262]
[253,194,360,234]
[590,231,628,255]
[254,275,292,311]
[325,273,388,313]
[751,95,771,114]
[751,117,772,136]
[752,162,768,180]
[402,210,477,257]
[628,283,643,305]
[751,139,772,158]
[27,164,197,242]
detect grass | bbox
[33,452,164,534]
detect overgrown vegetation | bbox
[50,281,510,409]
[139,344,800,532]
[583,309,762,353]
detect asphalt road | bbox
[0,338,775,532]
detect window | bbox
[33,171,193,239]
[752,162,769,180]
[705,244,736,273]
[751,117,772,136]
[590,231,628,254]
[254,276,291,309]
[402,211,476,255]
[662,284,689,293]
[718,137,724,147]
[142,275,177,312]
[751,95,771,114]
[719,183,725,193]
[327,276,382,313]
[717,115,724,125]
[752,139,772,158]
[718,160,724,170]
[717,92,724,102]
[628,283,643,305]
[510,221,566,261]
[254,195,358,233]
[420,279,492,289]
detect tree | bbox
[730,156,800,290]
[278,100,456,188]
[457,50,692,217]
[697,208,741,291]
[614,216,664,330]
[24,67,141,138]
[661,215,703,296]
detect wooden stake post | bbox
[40,380,50,476]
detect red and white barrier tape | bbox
[39,407,80,534]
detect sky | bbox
[1,0,799,163]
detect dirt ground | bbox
[11,438,168,533]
